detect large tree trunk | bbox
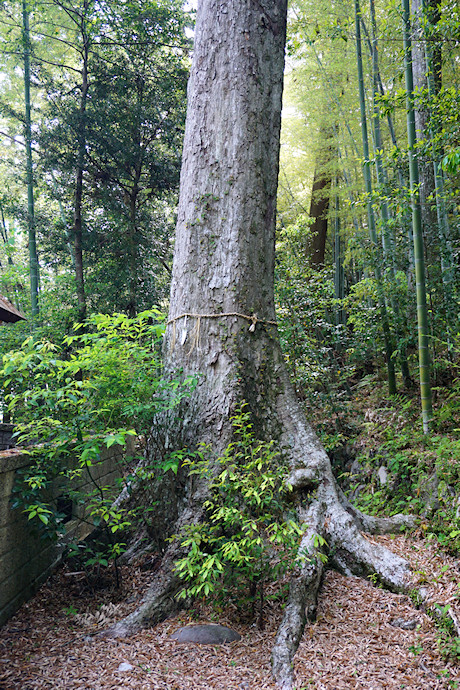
[104,2,414,686]
[307,163,332,266]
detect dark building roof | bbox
[0,295,26,323]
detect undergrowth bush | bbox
[347,363,460,554]
[275,260,359,451]
[173,405,304,628]
[0,309,195,581]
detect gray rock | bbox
[377,466,388,485]
[170,623,241,645]
[419,474,440,515]
[117,662,134,672]
[390,617,418,630]
[350,459,365,477]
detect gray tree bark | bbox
[104,2,414,687]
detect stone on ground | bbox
[170,624,241,644]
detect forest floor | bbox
[1,534,459,689]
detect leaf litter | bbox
[0,533,459,689]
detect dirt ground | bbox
[1,533,459,689]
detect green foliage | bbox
[172,405,303,626]
[275,246,364,449]
[276,249,351,385]
[347,352,460,553]
[3,309,169,435]
[0,0,191,319]
[0,309,195,576]
[432,604,460,662]
[62,604,78,616]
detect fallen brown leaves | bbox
[0,533,459,689]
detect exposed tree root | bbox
[271,503,326,690]
[103,455,416,690]
[100,507,204,638]
[270,462,414,689]
[447,609,460,637]
[337,486,416,535]
[269,382,415,689]
[100,561,183,638]
[102,384,417,688]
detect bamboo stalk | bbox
[402,0,433,432]
[354,0,397,395]
[369,0,412,388]
[22,0,39,318]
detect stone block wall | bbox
[0,424,14,451]
[0,442,131,626]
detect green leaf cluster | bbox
[172,405,303,626]
[1,309,195,575]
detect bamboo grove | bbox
[278,0,459,430]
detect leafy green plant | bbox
[408,638,423,657]
[1,309,195,582]
[62,604,78,616]
[431,603,460,662]
[172,404,303,628]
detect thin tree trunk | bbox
[360,13,415,282]
[402,0,433,432]
[333,191,345,326]
[22,0,39,318]
[360,16,399,149]
[412,0,438,245]
[369,0,412,387]
[72,12,89,323]
[127,188,139,318]
[354,0,397,395]
[0,203,13,266]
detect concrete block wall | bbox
[0,442,131,626]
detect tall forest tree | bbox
[81,2,188,315]
[307,128,334,267]
[0,0,188,321]
[104,2,415,687]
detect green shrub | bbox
[0,309,195,578]
[173,405,303,628]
